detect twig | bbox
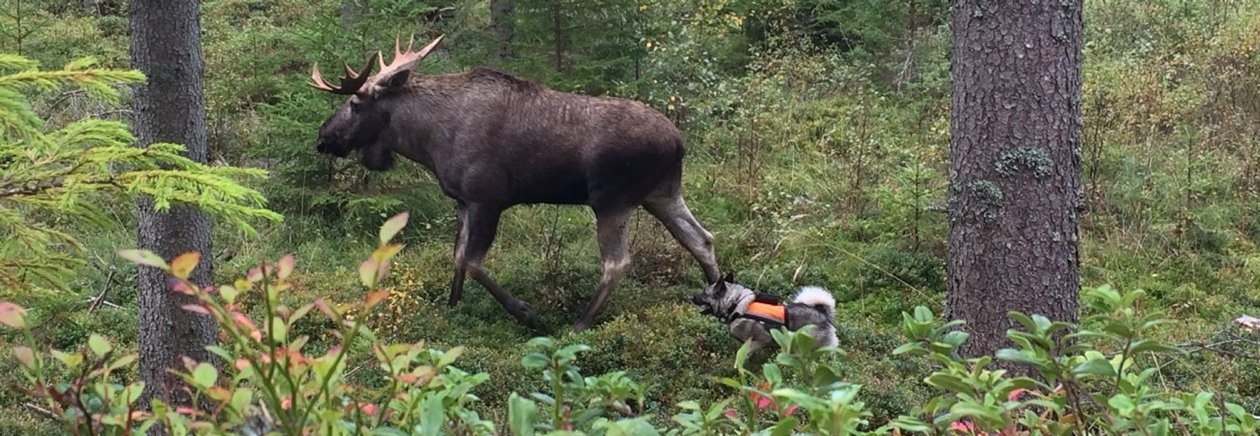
[87,269,115,314]
[23,402,58,420]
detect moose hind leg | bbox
[448,205,469,306]
[572,207,634,332]
[460,204,540,328]
[644,195,721,284]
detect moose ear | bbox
[380,69,412,90]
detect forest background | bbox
[1,0,1258,432]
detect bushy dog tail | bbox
[793,286,836,320]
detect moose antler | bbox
[376,34,445,81]
[309,53,378,95]
[309,34,444,95]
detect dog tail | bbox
[793,286,836,320]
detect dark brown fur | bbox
[314,48,721,331]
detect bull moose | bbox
[309,35,721,331]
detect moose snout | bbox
[315,137,351,158]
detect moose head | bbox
[310,35,444,171]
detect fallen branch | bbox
[23,402,58,420]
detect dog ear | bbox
[722,271,735,283]
[713,280,727,296]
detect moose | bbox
[309,35,721,331]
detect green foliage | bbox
[1,213,1257,435]
[891,286,1259,434]
[0,54,280,293]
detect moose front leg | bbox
[457,203,541,328]
[573,207,634,332]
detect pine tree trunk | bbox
[946,0,1083,358]
[490,0,516,61]
[129,0,218,411]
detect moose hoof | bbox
[508,303,541,329]
[572,320,592,333]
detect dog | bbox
[691,273,838,352]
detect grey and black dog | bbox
[691,273,838,352]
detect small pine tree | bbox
[0,53,280,292]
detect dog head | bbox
[691,272,740,316]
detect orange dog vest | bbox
[744,301,786,324]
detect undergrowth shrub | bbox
[0,214,1255,435]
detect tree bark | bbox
[490,0,516,61]
[946,0,1083,358]
[129,0,218,410]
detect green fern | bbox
[0,54,282,293]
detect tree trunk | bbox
[129,0,218,410]
[490,0,515,61]
[946,0,1083,358]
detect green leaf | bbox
[1127,339,1181,355]
[359,259,378,288]
[1109,394,1136,416]
[892,342,923,355]
[437,346,465,368]
[219,285,239,303]
[420,396,443,435]
[192,362,218,388]
[230,388,253,413]
[50,349,82,368]
[925,374,972,394]
[117,249,168,270]
[88,334,112,357]
[506,390,536,436]
[125,381,145,404]
[379,212,410,244]
[521,353,549,370]
[769,416,800,436]
[735,341,752,370]
[1073,358,1117,378]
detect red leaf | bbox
[783,404,799,416]
[12,346,35,369]
[0,301,27,329]
[247,267,263,284]
[364,291,389,311]
[170,252,201,280]
[314,298,337,319]
[169,278,194,295]
[276,254,296,280]
[181,304,210,315]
